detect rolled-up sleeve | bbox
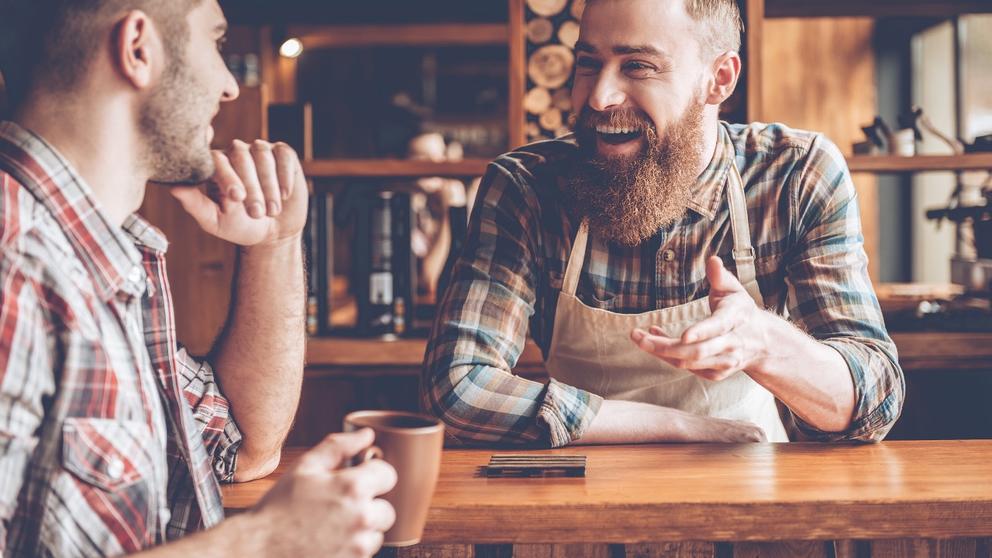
[175,348,242,481]
[422,161,602,447]
[783,135,905,441]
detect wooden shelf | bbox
[287,23,508,48]
[765,0,992,18]
[303,333,992,374]
[303,158,491,178]
[847,154,992,173]
[305,337,544,369]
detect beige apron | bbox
[545,164,789,442]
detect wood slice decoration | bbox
[528,45,574,89]
[555,126,572,138]
[539,108,564,131]
[526,0,568,17]
[557,20,580,48]
[526,17,555,44]
[526,122,542,138]
[552,88,572,112]
[524,87,553,114]
[571,0,586,19]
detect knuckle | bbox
[250,139,273,152]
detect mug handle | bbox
[355,446,383,464]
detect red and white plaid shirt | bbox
[0,121,241,556]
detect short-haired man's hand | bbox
[630,256,771,382]
[246,428,397,557]
[170,139,309,247]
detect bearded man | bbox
[0,0,396,556]
[422,0,904,446]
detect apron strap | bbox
[726,163,764,305]
[562,219,590,296]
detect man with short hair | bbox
[423,0,904,446]
[0,0,396,556]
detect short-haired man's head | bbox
[0,0,201,113]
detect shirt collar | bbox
[0,121,165,301]
[687,122,738,221]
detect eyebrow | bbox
[574,41,671,59]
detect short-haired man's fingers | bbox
[333,458,398,499]
[273,142,300,201]
[350,530,385,558]
[356,498,396,532]
[211,151,245,206]
[250,140,281,216]
[228,140,265,219]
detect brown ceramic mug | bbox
[343,410,444,547]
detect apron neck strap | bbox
[561,161,762,304]
[562,219,590,296]
[725,163,762,304]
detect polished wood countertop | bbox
[222,441,992,543]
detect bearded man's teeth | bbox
[595,125,641,135]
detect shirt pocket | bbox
[54,418,158,552]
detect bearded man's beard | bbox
[563,102,705,246]
[139,50,216,185]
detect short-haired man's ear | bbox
[704,51,741,106]
[114,10,161,90]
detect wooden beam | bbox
[744,0,765,122]
[766,0,992,18]
[286,23,509,48]
[508,0,527,149]
[847,154,992,173]
[303,159,491,178]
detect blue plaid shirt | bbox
[422,121,905,447]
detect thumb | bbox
[706,256,744,294]
[298,428,376,472]
[170,186,219,233]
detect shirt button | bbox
[662,249,676,262]
[160,507,172,525]
[128,266,143,283]
[106,458,125,481]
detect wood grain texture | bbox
[288,24,508,48]
[303,159,490,178]
[871,538,978,558]
[626,542,716,557]
[765,0,992,19]
[847,154,992,173]
[733,541,830,558]
[223,442,992,543]
[509,0,528,149]
[758,17,879,279]
[301,333,992,372]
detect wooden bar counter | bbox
[223,441,992,556]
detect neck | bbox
[695,109,721,179]
[14,94,148,228]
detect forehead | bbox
[189,0,227,31]
[578,0,697,57]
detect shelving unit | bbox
[303,158,491,178]
[286,23,510,48]
[847,154,992,173]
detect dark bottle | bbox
[437,204,468,306]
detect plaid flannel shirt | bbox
[0,121,241,556]
[423,121,905,447]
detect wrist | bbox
[241,233,303,255]
[745,309,779,379]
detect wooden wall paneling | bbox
[732,541,830,558]
[744,0,765,122]
[758,17,880,279]
[626,542,717,557]
[871,538,979,558]
[510,0,528,149]
[395,545,475,558]
[512,544,612,557]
